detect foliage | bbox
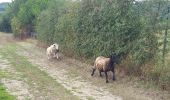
[0,3,11,32]
[11,16,21,37]
[53,1,78,54]
[5,0,49,37]
[0,14,11,32]
[36,0,66,44]
[75,0,141,58]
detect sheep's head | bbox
[52,43,59,50]
[109,53,121,65]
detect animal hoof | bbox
[106,81,109,83]
[91,74,93,76]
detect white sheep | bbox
[46,43,59,59]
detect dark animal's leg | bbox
[99,71,102,77]
[56,49,59,59]
[111,69,116,81]
[105,71,109,83]
[91,68,96,76]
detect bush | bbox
[75,0,144,59]
[11,17,21,37]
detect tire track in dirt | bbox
[0,33,34,100]
[0,55,34,100]
[17,42,122,100]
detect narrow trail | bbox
[0,56,34,100]
[0,34,34,100]
[17,41,170,100]
[17,42,122,100]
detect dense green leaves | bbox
[75,0,142,59]
[6,0,49,37]
[0,14,11,32]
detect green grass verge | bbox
[0,70,16,100]
[0,71,8,78]
[0,44,80,100]
[0,84,16,100]
[0,61,15,100]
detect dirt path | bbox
[17,42,122,100]
[17,41,170,100]
[0,33,169,100]
[0,33,122,100]
[0,55,34,100]
[0,33,34,100]
[0,33,79,100]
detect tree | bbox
[8,0,49,38]
[36,0,66,44]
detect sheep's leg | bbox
[49,55,52,59]
[47,54,50,59]
[99,71,102,77]
[91,68,96,76]
[53,54,55,58]
[105,71,109,83]
[111,69,116,81]
[56,53,59,59]
[50,54,53,59]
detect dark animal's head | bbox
[109,53,121,65]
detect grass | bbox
[0,70,9,78]
[87,96,95,100]
[0,84,16,100]
[0,70,15,100]
[0,71,15,100]
[0,62,16,100]
[0,43,80,100]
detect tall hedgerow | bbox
[9,0,49,38]
[75,0,143,59]
[36,0,66,44]
[53,1,79,55]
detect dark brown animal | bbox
[91,54,120,83]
